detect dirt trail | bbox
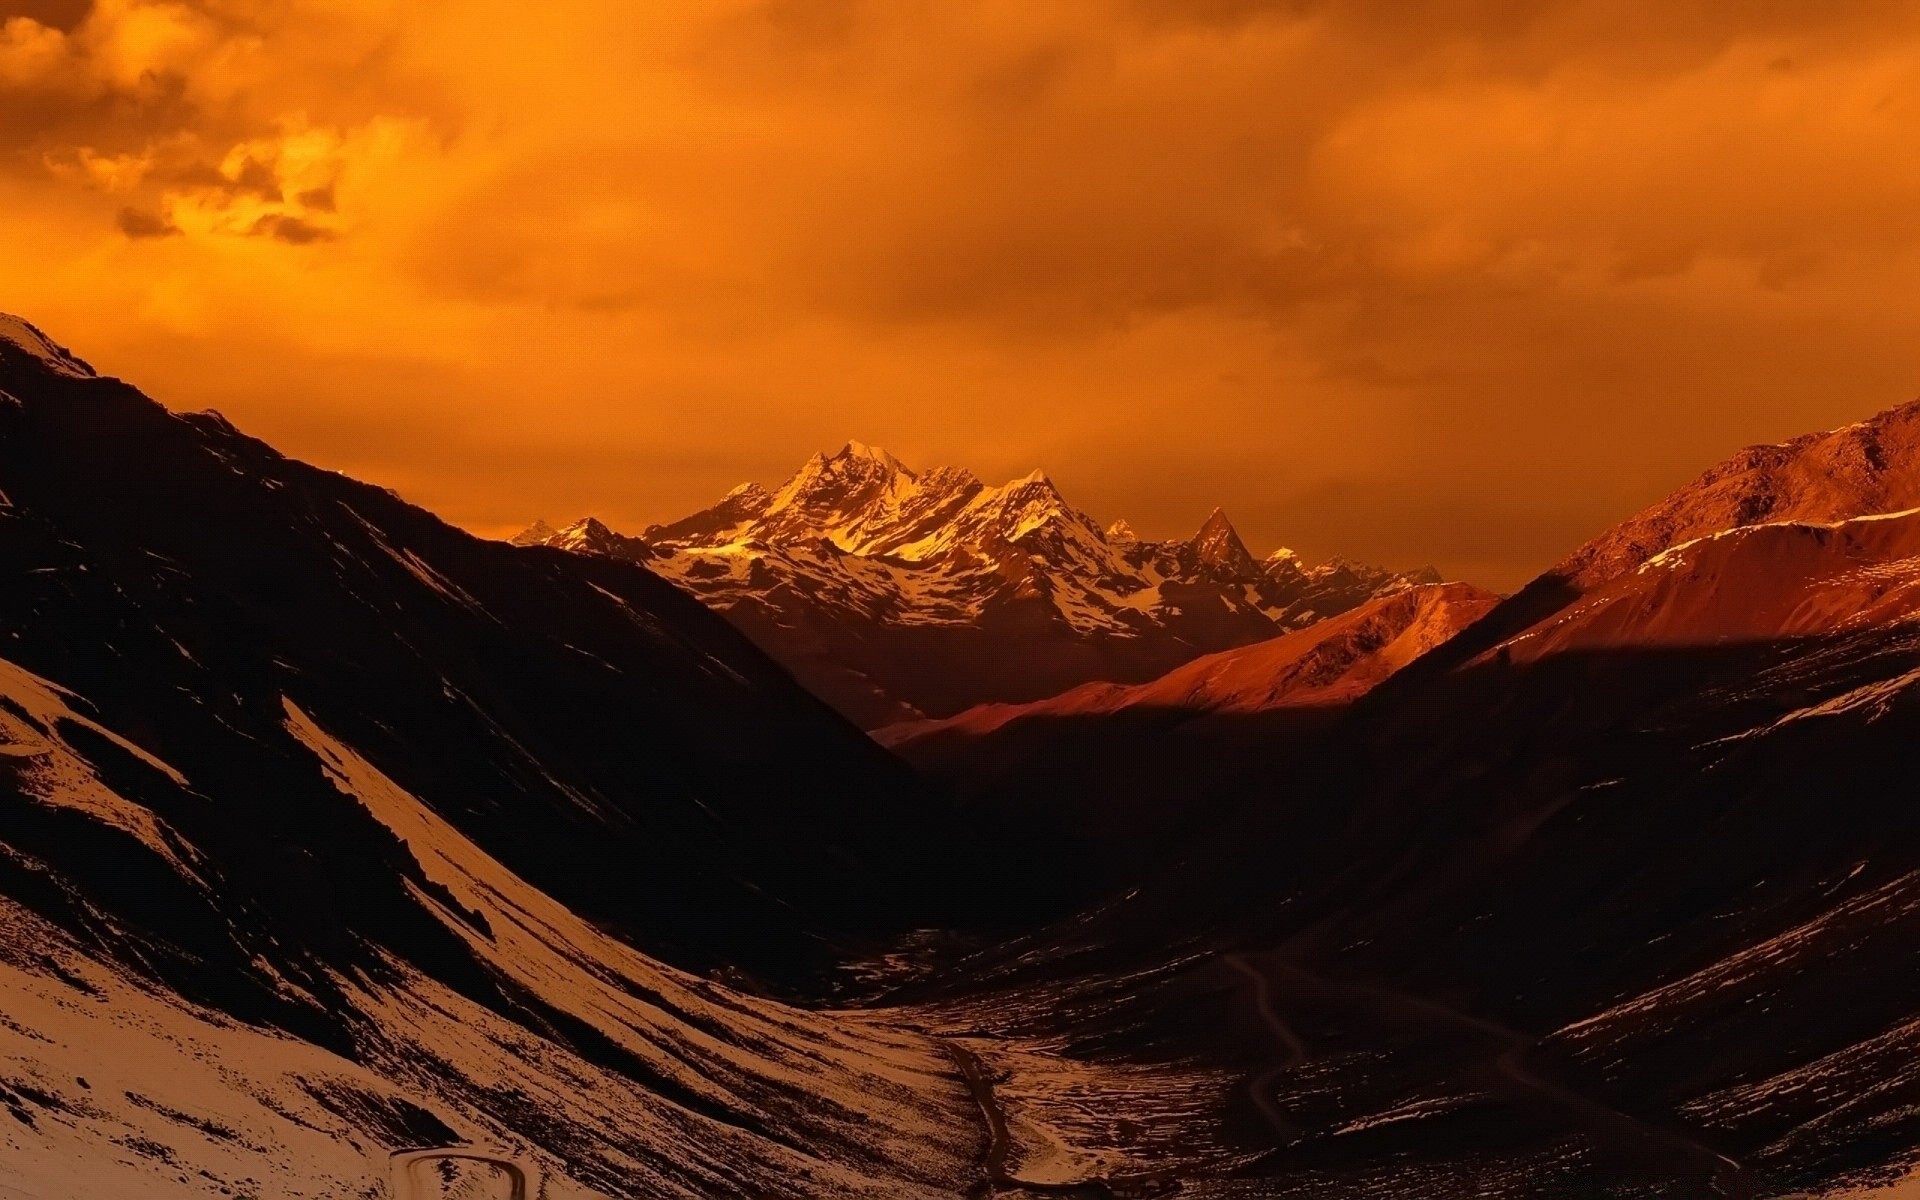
[938,1039,1178,1198]
[389,1146,540,1200]
[1251,953,1755,1199]
[1222,954,1310,1143]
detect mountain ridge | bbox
[518,441,1439,726]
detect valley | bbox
[1,315,1919,1199]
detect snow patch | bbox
[0,315,95,379]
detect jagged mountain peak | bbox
[518,441,1434,725]
[532,515,655,561]
[993,469,1071,512]
[918,463,985,493]
[1184,506,1260,580]
[771,441,913,503]
[836,439,905,468]
[510,518,558,546]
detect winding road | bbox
[389,1145,540,1200]
[1222,954,1310,1144]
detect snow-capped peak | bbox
[513,440,1436,722]
[0,314,96,379]
[510,519,558,546]
[522,515,656,561]
[837,440,905,470]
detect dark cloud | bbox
[114,206,176,238]
[249,214,334,244]
[228,156,281,200]
[295,184,335,213]
[0,0,90,32]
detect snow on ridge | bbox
[0,314,96,378]
[278,698,981,1191]
[1635,505,1920,574]
[518,444,1431,652]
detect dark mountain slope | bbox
[0,316,956,989]
[919,402,1920,1198]
[0,316,999,1198]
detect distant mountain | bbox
[518,443,1436,727]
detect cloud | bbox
[114,203,174,236]
[6,0,1920,588]
[247,212,331,244]
[5,1,93,33]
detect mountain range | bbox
[514,442,1436,727]
[7,312,1920,1198]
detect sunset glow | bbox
[5,1,1920,586]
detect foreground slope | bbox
[0,316,1012,1197]
[0,654,982,1198]
[519,444,1435,726]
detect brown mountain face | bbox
[1416,396,1920,682]
[1454,399,1920,670]
[1503,505,1920,663]
[886,581,1501,744]
[1554,400,1920,591]
[882,581,1501,906]
[516,445,1436,727]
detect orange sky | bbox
[4,1,1920,588]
